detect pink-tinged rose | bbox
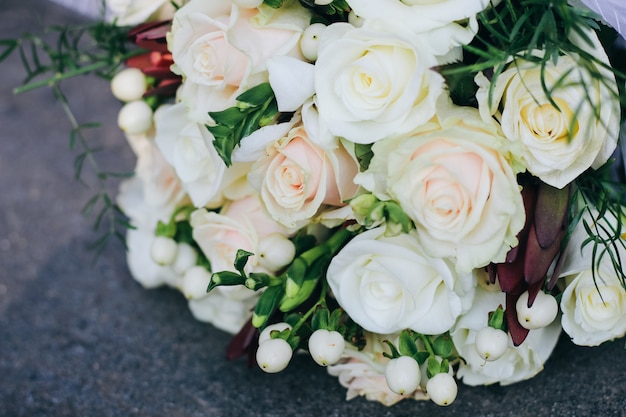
[327,332,428,406]
[357,106,525,273]
[190,194,292,275]
[248,124,359,228]
[168,0,309,89]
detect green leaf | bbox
[432,335,453,359]
[263,0,284,8]
[427,355,441,379]
[354,143,373,172]
[398,330,419,358]
[382,339,401,359]
[311,307,330,331]
[234,249,255,274]
[488,304,506,330]
[236,82,274,106]
[0,39,19,62]
[209,107,247,127]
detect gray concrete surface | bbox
[1,1,625,416]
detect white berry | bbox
[232,0,264,8]
[474,327,509,362]
[111,68,147,102]
[181,266,212,300]
[117,100,153,134]
[426,373,458,406]
[256,338,293,373]
[385,356,421,395]
[516,290,558,330]
[258,322,292,345]
[172,242,198,275]
[314,0,333,4]
[258,234,296,272]
[150,236,178,266]
[308,329,345,366]
[348,11,364,27]
[300,23,327,62]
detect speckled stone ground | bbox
[1,1,626,416]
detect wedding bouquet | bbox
[6,0,626,407]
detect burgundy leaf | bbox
[506,292,529,346]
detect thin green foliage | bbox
[1,16,141,260]
[573,162,626,291]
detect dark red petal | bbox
[226,319,258,362]
[523,225,565,287]
[506,292,530,346]
[534,183,570,248]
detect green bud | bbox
[252,284,284,328]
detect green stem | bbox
[14,49,144,94]
[419,334,435,357]
[290,280,328,335]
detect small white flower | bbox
[426,373,457,406]
[117,100,153,134]
[256,338,293,373]
[171,242,198,275]
[384,356,421,395]
[257,234,296,272]
[474,327,509,362]
[111,68,147,102]
[300,23,327,61]
[308,329,345,366]
[516,291,558,330]
[181,266,212,300]
[150,236,178,266]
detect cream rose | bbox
[190,194,292,275]
[326,227,476,335]
[357,106,525,273]
[451,285,561,386]
[346,0,491,57]
[248,123,359,228]
[558,210,626,346]
[168,0,308,88]
[476,29,620,189]
[327,332,428,406]
[106,0,177,26]
[313,22,445,144]
[154,103,229,208]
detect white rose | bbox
[314,22,445,144]
[125,226,181,289]
[106,0,176,26]
[451,286,561,386]
[357,106,525,273]
[326,227,476,335]
[154,103,228,208]
[476,29,620,189]
[558,210,626,346]
[327,332,428,406]
[118,132,187,228]
[248,122,359,228]
[188,288,259,334]
[168,0,308,88]
[190,194,291,275]
[346,0,491,56]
